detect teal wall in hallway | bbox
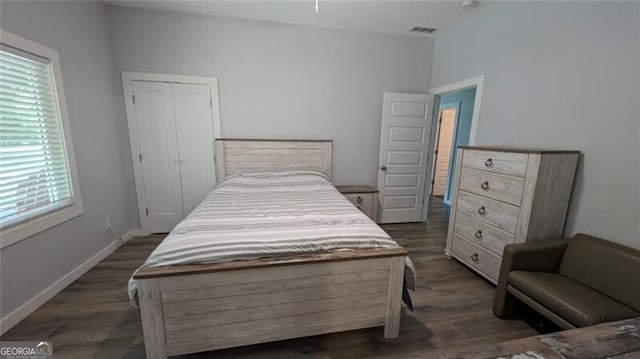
[439,87,476,202]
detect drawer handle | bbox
[471,253,479,263]
[480,181,490,191]
[474,230,483,240]
[484,158,494,168]
[477,206,487,216]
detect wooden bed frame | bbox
[213,138,334,180]
[134,139,408,358]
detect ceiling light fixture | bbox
[315,0,319,14]
[460,0,476,9]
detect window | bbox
[0,30,82,248]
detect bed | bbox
[131,139,411,358]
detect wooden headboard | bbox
[214,139,333,180]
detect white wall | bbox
[431,1,640,248]
[0,1,137,324]
[106,5,434,186]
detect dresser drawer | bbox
[459,167,525,206]
[462,150,529,177]
[456,191,520,233]
[344,193,375,220]
[453,212,515,255]
[451,235,501,282]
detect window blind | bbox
[0,46,74,228]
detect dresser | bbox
[336,185,378,222]
[445,147,580,283]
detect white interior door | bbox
[173,83,216,216]
[432,107,457,196]
[132,81,184,232]
[377,92,434,223]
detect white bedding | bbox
[129,171,415,305]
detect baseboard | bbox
[121,228,145,243]
[0,228,143,335]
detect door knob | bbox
[380,165,387,171]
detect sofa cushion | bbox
[558,233,640,312]
[508,271,638,327]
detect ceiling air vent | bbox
[409,26,437,34]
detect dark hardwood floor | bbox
[2,198,543,358]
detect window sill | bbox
[0,203,83,249]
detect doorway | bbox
[431,104,459,198]
[422,75,484,220]
[431,87,477,204]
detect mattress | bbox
[129,171,415,306]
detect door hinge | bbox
[145,208,149,216]
[210,98,213,107]
[139,153,142,162]
[132,94,136,105]
[435,150,438,155]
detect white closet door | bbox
[173,83,216,216]
[132,81,184,232]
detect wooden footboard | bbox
[134,248,407,358]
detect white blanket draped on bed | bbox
[128,171,415,306]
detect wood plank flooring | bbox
[1,198,547,358]
[435,318,640,359]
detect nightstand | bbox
[335,185,378,222]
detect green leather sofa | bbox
[493,233,640,329]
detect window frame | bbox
[0,30,83,248]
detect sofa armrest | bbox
[501,239,570,273]
[493,239,569,318]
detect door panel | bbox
[388,127,425,142]
[386,151,422,165]
[133,81,184,232]
[383,196,417,209]
[385,173,420,187]
[390,101,426,117]
[432,107,457,196]
[377,93,433,223]
[173,83,216,216]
